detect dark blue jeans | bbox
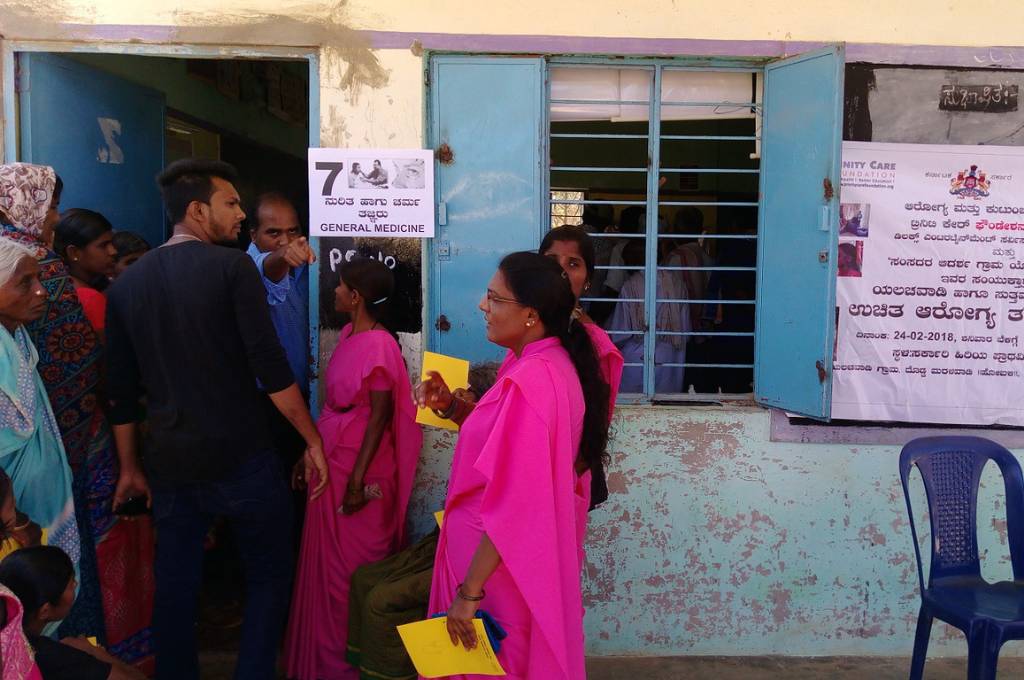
[151,452,294,680]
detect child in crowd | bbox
[0,546,145,680]
[109,232,150,281]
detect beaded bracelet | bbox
[456,583,485,602]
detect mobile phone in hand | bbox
[114,496,150,517]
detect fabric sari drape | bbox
[1,163,154,667]
[428,336,588,680]
[0,325,80,569]
[0,584,43,680]
[285,325,422,680]
[497,322,623,509]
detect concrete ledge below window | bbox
[770,408,1024,448]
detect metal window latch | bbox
[435,314,451,332]
[818,250,829,264]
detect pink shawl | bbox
[318,324,422,545]
[440,337,587,679]
[498,322,623,419]
[0,164,55,238]
[0,584,42,680]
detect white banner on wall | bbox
[833,141,1024,426]
[308,148,434,238]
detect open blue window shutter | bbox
[18,53,166,248]
[427,56,544,364]
[754,45,844,419]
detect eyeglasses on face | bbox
[485,290,523,306]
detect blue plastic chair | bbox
[899,436,1024,680]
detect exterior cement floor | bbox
[586,655,1024,679]
[196,652,1024,679]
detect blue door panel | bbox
[428,57,544,364]
[754,46,844,419]
[19,53,166,248]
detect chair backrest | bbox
[899,436,1024,590]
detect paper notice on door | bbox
[397,616,506,677]
[416,352,470,431]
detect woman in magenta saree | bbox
[285,257,422,680]
[418,252,612,679]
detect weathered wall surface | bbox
[4,0,1024,47]
[410,406,1021,657]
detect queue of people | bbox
[0,156,625,680]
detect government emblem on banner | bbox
[949,165,991,199]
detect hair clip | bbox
[373,296,388,305]
[560,270,569,280]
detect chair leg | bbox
[966,622,1000,680]
[908,607,932,680]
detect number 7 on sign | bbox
[315,162,345,196]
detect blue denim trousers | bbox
[151,451,294,680]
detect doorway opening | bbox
[14,51,312,249]
[9,47,315,675]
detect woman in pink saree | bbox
[0,583,43,680]
[417,252,612,679]
[537,226,623,508]
[284,258,422,680]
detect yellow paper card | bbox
[87,637,98,646]
[434,510,444,528]
[416,352,470,431]
[397,616,505,677]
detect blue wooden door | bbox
[428,56,545,364]
[754,46,844,419]
[18,53,166,247]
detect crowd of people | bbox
[0,156,626,680]
[585,203,757,394]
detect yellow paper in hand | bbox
[434,510,444,528]
[87,637,98,646]
[397,616,505,677]
[416,352,470,431]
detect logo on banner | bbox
[949,164,991,199]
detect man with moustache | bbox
[104,159,328,680]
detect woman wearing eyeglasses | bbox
[415,252,611,680]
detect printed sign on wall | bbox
[833,141,1024,426]
[308,148,434,238]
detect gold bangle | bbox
[456,583,485,602]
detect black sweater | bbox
[106,240,295,483]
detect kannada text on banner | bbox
[308,148,435,238]
[833,141,1024,425]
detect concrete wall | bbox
[4,0,1024,659]
[409,406,1021,657]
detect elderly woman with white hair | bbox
[0,238,81,583]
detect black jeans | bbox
[151,452,294,680]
